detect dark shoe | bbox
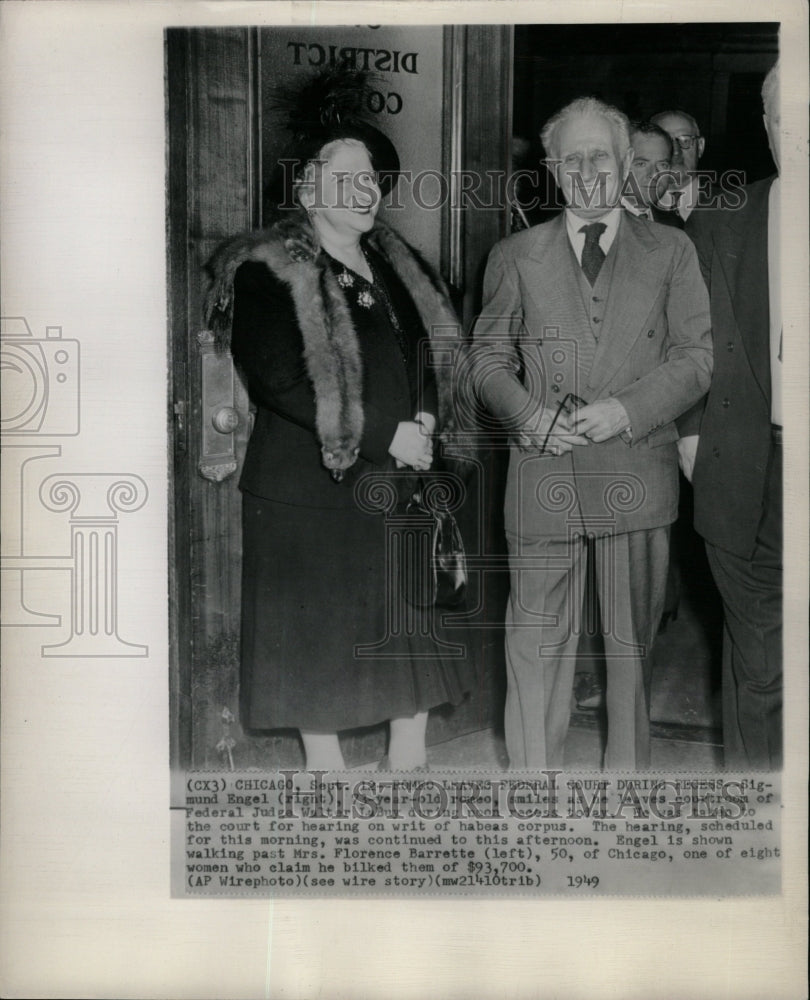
[574,673,604,711]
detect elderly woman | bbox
[205,71,472,771]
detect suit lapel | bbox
[515,215,589,334]
[589,214,669,392]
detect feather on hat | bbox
[267,65,400,209]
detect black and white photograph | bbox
[1,1,807,997]
[163,18,797,905]
[169,23,781,775]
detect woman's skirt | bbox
[240,491,474,732]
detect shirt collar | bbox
[565,205,622,255]
[658,176,698,217]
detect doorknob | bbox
[212,406,239,434]
[197,330,242,482]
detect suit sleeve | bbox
[468,242,536,428]
[231,261,399,466]
[685,210,713,288]
[676,212,714,436]
[357,401,402,465]
[613,234,713,441]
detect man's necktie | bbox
[580,222,607,285]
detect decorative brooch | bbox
[336,266,375,308]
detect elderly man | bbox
[680,63,782,769]
[651,109,711,223]
[470,97,713,769]
[623,120,683,227]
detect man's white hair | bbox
[540,96,631,161]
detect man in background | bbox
[651,109,707,223]
[622,120,682,227]
[678,62,782,769]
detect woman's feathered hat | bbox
[268,65,400,209]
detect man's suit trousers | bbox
[503,527,670,770]
[706,432,782,770]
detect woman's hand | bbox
[413,411,437,435]
[389,420,433,471]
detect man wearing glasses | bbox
[469,97,713,770]
[650,110,707,223]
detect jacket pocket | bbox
[645,422,679,447]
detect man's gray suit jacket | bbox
[471,211,713,538]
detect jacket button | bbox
[551,384,560,393]
[592,295,601,303]
[713,447,720,458]
[722,398,730,408]
[647,329,655,338]
[593,316,601,323]
[727,341,734,352]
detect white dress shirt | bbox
[565,206,622,263]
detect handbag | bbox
[400,480,468,610]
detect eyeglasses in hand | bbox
[541,392,588,454]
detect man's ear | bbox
[697,137,706,160]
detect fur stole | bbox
[204,215,474,474]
